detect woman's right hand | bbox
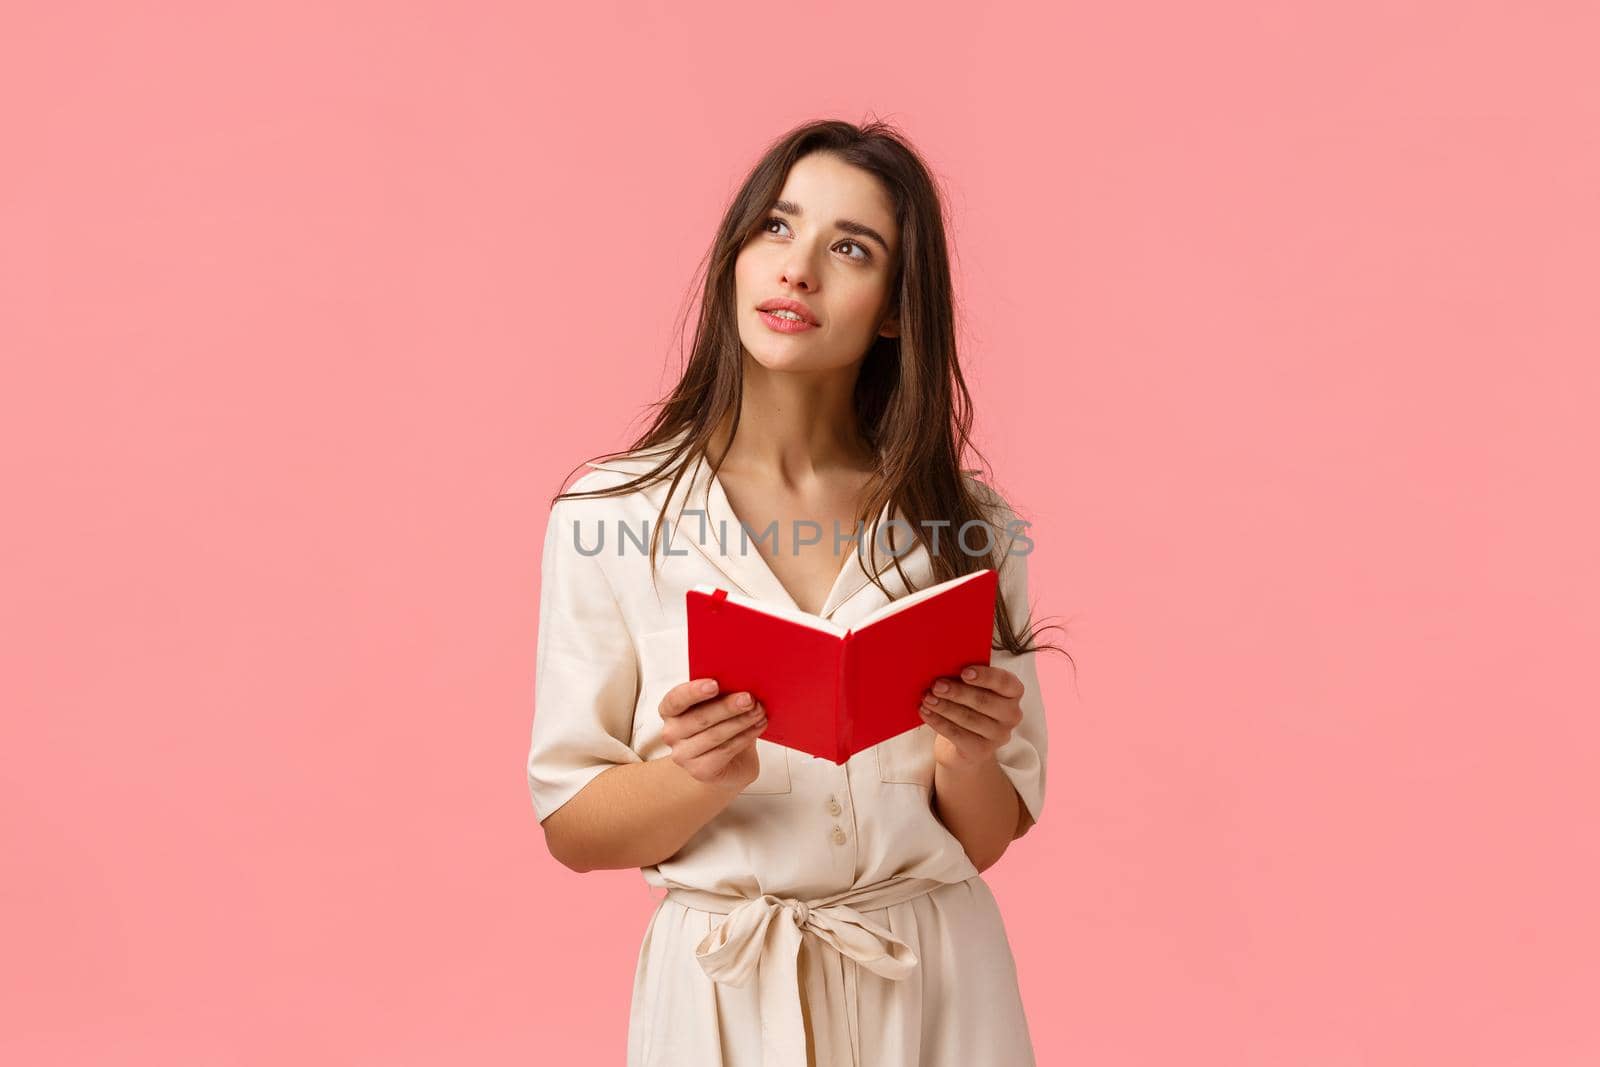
[658,679,767,793]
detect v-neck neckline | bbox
[699,457,897,621]
[582,430,939,622]
[694,447,921,617]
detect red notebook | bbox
[686,568,999,763]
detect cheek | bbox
[837,285,890,330]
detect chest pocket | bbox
[634,625,793,796]
[876,723,937,788]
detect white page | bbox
[688,567,991,638]
[688,584,850,637]
[851,568,993,631]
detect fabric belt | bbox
[663,875,949,1067]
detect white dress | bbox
[526,431,1049,1066]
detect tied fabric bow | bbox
[670,878,944,1067]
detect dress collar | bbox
[583,429,932,620]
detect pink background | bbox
[4,2,1597,1063]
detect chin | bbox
[744,345,817,372]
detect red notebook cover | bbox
[686,568,999,763]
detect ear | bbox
[878,309,900,339]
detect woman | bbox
[527,118,1067,1066]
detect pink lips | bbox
[757,308,818,333]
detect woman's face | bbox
[734,152,901,374]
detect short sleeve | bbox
[526,486,643,823]
[990,538,1048,829]
[972,485,1048,831]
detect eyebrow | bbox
[771,199,892,255]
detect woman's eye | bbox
[761,216,870,262]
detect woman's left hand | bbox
[919,664,1025,772]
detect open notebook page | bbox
[687,585,849,636]
[688,567,993,638]
[849,568,993,631]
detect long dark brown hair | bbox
[551,117,1069,664]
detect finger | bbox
[921,681,1004,729]
[955,664,1026,701]
[661,678,721,718]
[921,693,1008,740]
[919,706,990,760]
[685,717,766,776]
[661,681,750,725]
[674,702,766,760]
[927,677,1005,720]
[675,691,760,737]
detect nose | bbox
[780,251,817,292]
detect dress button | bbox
[826,799,842,816]
[831,826,847,845]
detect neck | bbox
[707,356,876,485]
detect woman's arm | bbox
[542,682,769,873]
[931,756,1023,871]
[923,503,1050,869]
[541,756,741,872]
